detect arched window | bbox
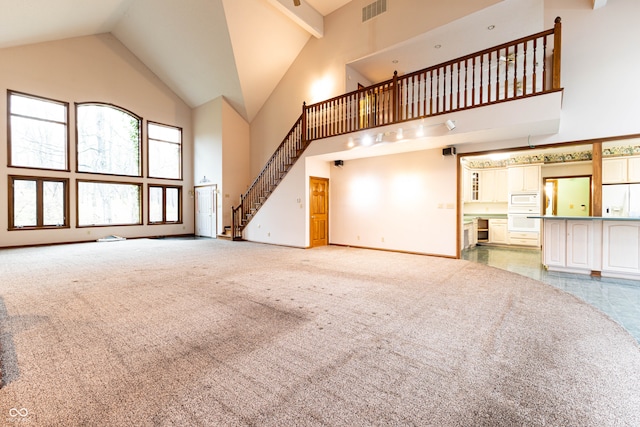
[76,103,141,176]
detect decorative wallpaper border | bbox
[464,150,593,169]
[603,146,640,157]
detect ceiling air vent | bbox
[362,0,387,22]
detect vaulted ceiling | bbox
[0,0,603,125]
[0,0,351,122]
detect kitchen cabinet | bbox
[543,219,591,270]
[508,231,540,247]
[602,157,640,184]
[462,219,478,249]
[465,168,507,202]
[543,219,565,267]
[489,219,508,244]
[602,221,640,273]
[508,165,541,192]
[566,220,593,269]
[477,218,489,243]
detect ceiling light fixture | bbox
[445,120,456,131]
[434,44,442,49]
[487,25,495,30]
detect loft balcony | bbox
[232,18,564,239]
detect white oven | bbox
[508,213,540,232]
[508,192,540,232]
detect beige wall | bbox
[0,34,193,248]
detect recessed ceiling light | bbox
[487,25,495,30]
[392,59,399,64]
[434,44,442,49]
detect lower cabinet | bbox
[489,219,508,244]
[509,231,540,247]
[602,221,640,274]
[543,219,593,271]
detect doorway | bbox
[543,176,591,217]
[310,177,329,247]
[195,184,216,237]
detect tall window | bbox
[8,91,68,170]
[149,185,181,224]
[77,181,142,226]
[9,176,68,229]
[76,103,141,176]
[148,122,182,179]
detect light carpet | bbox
[0,238,639,426]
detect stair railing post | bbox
[552,16,562,90]
[231,205,236,239]
[301,102,307,148]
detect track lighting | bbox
[445,120,456,131]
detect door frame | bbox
[194,184,217,237]
[309,176,329,247]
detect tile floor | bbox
[462,245,640,343]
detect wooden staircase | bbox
[231,114,309,239]
[230,18,563,241]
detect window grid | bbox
[148,185,182,224]
[147,121,182,180]
[8,90,69,171]
[8,175,69,230]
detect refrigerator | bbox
[602,184,640,217]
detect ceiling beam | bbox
[266,0,324,38]
[592,0,608,9]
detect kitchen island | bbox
[537,216,640,281]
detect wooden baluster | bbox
[522,41,527,96]
[301,102,307,146]
[436,68,441,113]
[472,57,477,107]
[449,64,453,111]
[391,71,398,123]
[543,34,548,92]
[495,49,500,101]
[442,66,447,112]
[455,62,460,110]
[486,53,491,104]
[532,38,538,93]
[510,45,516,98]
[428,70,433,114]
[461,60,467,108]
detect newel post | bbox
[392,70,398,123]
[552,16,562,90]
[301,101,307,147]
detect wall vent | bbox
[362,0,387,22]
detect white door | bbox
[195,185,216,237]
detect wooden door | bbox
[310,177,329,247]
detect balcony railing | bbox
[232,18,563,239]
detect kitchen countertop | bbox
[530,215,640,221]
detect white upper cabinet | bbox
[603,157,640,184]
[465,168,507,202]
[508,165,541,192]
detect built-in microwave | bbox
[509,192,539,207]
